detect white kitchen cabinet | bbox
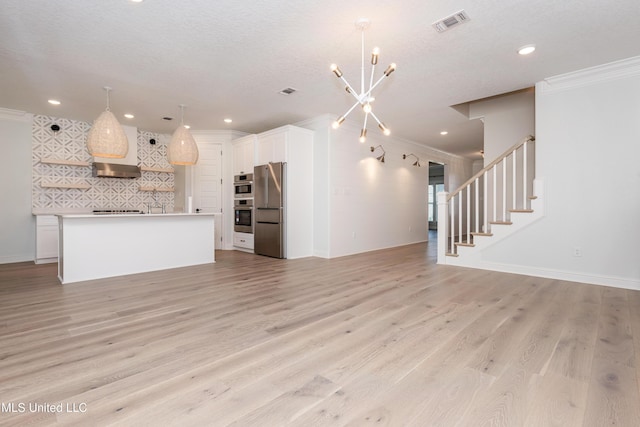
[36,215,58,264]
[255,125,314,259]
[232,134,256,175]
[233,232,254,251]
[256,131,287,165]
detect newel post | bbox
[437,191,449,264]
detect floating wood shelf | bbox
[41,182,90,190]
[139,186,174,192]
[140,166,175,173]
[40,158,90,167]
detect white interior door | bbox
[192,143,223,249]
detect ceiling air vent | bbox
[278,87,297,95]
[432,10,470,33]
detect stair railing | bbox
[437,136,535,260]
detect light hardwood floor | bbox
[1,242,639,426]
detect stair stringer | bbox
[444,195,544,268]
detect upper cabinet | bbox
[256,130,287,165]
[232,134,256,175]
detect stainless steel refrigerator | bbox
[254,162,285,258]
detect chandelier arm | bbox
[363,73,391,100]
[340,100,362,120]
[338,75,362,103]
[362,112,369,131]
[360,30,365,96]
[369,111,384,126]
[368,63,376,95]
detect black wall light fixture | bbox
[403,153,421,167]
[370,145,386,162]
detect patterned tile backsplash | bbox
[32,114,175,212]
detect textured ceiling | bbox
[1,0,639,159]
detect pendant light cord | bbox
[104,86,112,112]
[179,104,186,126]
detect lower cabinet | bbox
[36,215,58,264]
[233,232,254,251]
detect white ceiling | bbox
[1,0,639,159]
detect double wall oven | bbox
[233,173,253,233]
[234,173,253,199]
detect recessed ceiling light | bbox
[124,113,134,119]
[440,131,448,135]
[130,0,144,3]
[48,99,61,105]
[518,44,536,55]
[184,125,191,129]
[224,118,233,124]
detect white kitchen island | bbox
[57,213,215,284]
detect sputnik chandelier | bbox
[330,18,396,143]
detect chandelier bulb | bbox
[332,116,345,129]
[330,64,343,78]
[362,103,372,114]
[378,123,391,136]
[384,63,397,76]
[371,47,380,65]
[359,129,367,143]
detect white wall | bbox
[0,109,34,263]
[299,115,474,259]
[480,56,640,289]
[469,89,535,165]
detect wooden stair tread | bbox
[445,252,459,257]
[455,242,475,247]
[489,221,513,225]
[471,232,493,237]
[509,209,534,213]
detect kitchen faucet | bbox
[147,189,165,214]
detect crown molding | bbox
[540,55,640,94]
[0,107,33,122]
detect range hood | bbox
[92,162,141,179]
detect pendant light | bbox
[167,104,199,165]
[86,86,129,158]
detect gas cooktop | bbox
[92,209,143,215]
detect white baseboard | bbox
[454,260,640,291]
[0,254,34,264]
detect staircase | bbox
[437,136,544,266]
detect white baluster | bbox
[502,158,507,221]
[484,171,488,233]
[458,191,462,248]
[523,140,528,207]
[466,184,471,244]
[512,150,517,210]
[475,177,479,234]
[492,167,497,222]
[450,197,455,254]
